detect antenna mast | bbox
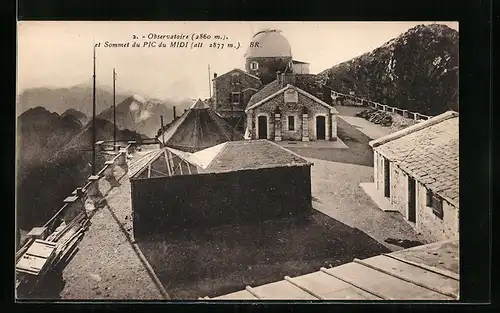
[92,45,97,175]
[113,68,116,150]
[208,64,212,100]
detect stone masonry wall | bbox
[416,182,459,242]
[390,164,409,218]
[251,91,333,141]
[212,70,262,113]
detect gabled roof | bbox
[190,98,209,110]
[370,111,459,207]
[158,99,243,152]
[213,68,261,81]
[292,60,309,64]
[130,140,311,179]
[245,81,338,113]
[196,139,311,173]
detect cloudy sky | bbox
[17,21,458,100]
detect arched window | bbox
[250,61,259,70]
[231,73,240,84]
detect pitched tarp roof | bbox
[370,111,459,207]
[197,139,311,173]
[204,240,459,300]
[129,139,311,180]
[158,99,243,152]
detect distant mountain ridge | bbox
[319,24,459,116]
[98,95,194,138]
[61,108,89,125]
[17,85,130,117]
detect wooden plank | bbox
[291,270,379,300]
[320,267,386,300]
[245,286,262,299]
[284,276,323,299]
[26,242,56,259]
[250,280,318,300]
[214,290,258,300]
[354,257,457,299]
[384,254,459,281]
[322,262,450,300]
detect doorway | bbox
[258,116,268,139]
[408,176,416,223]
[384,158,390,198]
[316,116,326,140]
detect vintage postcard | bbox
[16,21,459,301]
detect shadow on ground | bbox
[137,211,390,300]
[287,117,374,167]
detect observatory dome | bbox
[245,29,292,58]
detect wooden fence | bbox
[16,140,139,258]
[330,90,432,121]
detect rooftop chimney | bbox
[281,72,295,88]
[276,71,282,85]
[213,73,218,79]
[173,106,177,119]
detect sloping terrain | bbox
[319,24,459,115]
[16,107,143,231]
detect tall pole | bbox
[208,64,211,99]
[160,115,165,146]
[92,44,96,175]
[113,68,116,150]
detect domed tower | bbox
[245,29,293,85]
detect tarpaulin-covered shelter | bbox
[157,99,243,153]
[128,139,313,238]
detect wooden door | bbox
[316,116,326,140]
[408,176,416,222]
[258,116,267,139]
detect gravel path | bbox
[338,115,392,140]
[58,166,163,300]
[308,157,427,251]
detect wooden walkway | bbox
[202,240,459,301]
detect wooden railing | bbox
[16,141,139,258]
[330,90,432,121]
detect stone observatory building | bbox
[245,29,294,85]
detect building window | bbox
[231,73,240,84]
[426,189,443,219]
[288,116,295,131]
[231,92,241,104]
[250,61,259,70]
